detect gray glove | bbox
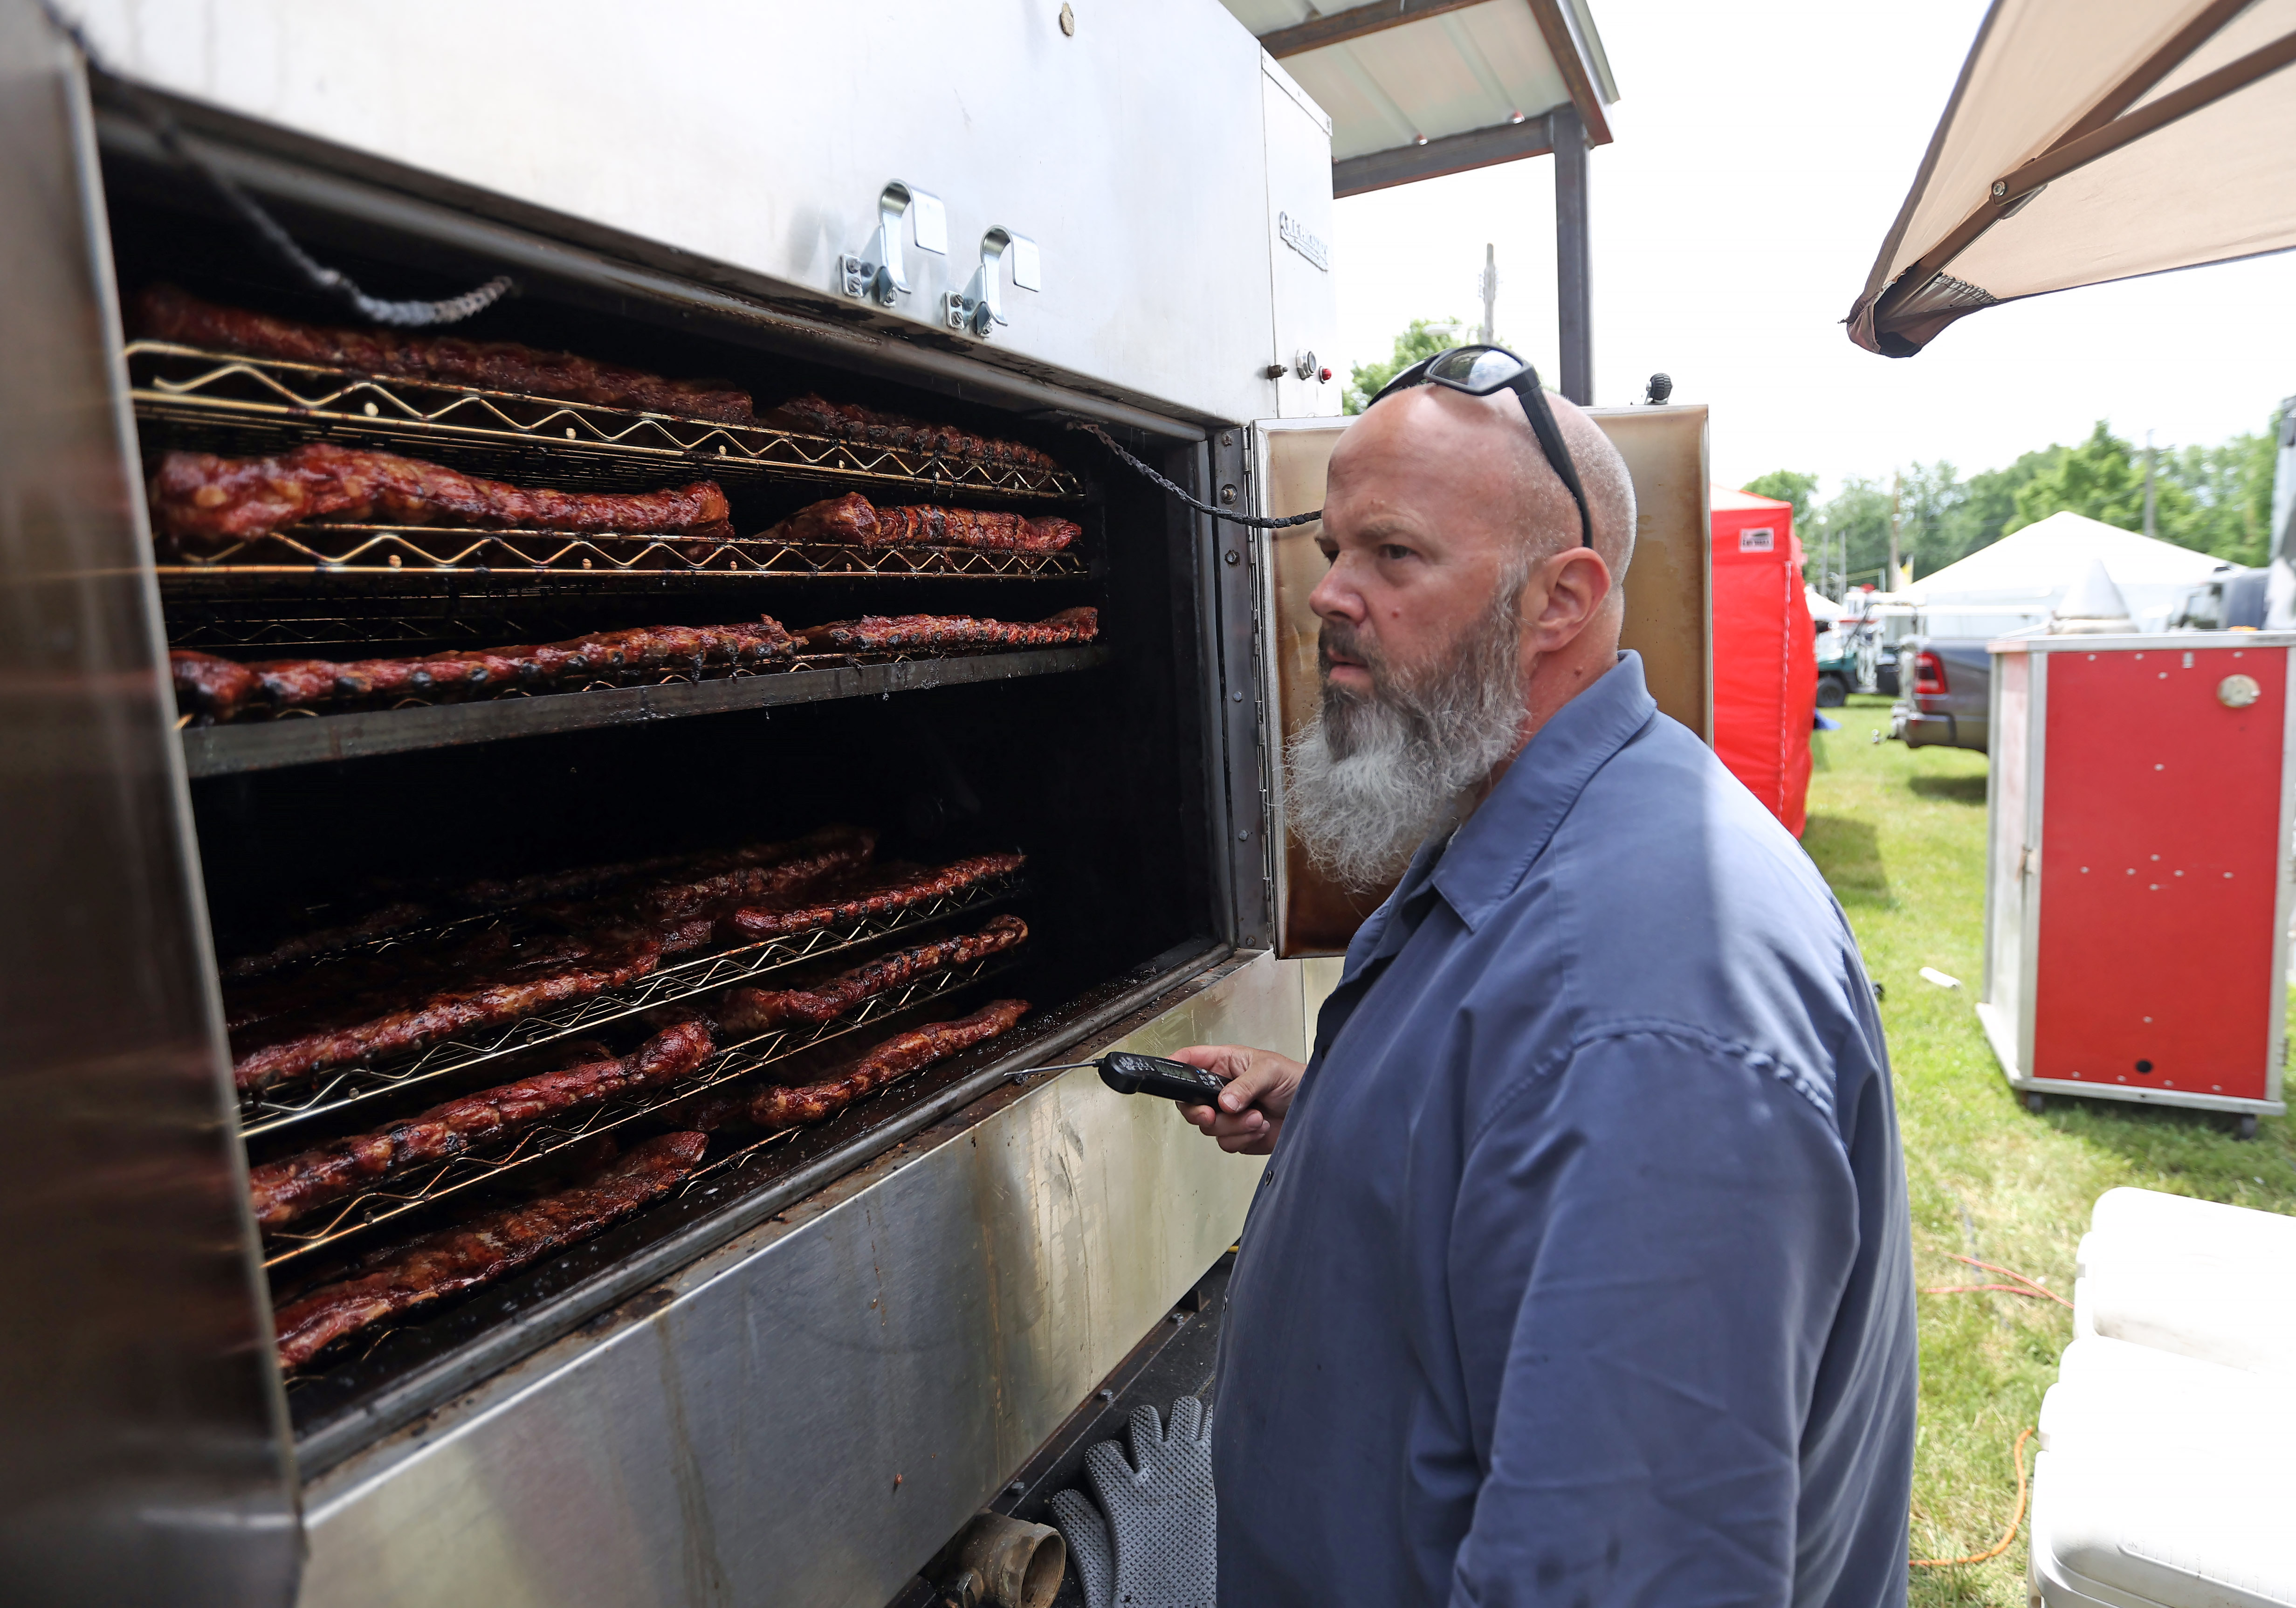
[1048,1397,1216,1608]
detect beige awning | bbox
[1848,0,2296,356]
[1218,0,1617,194]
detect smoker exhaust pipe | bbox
[940,1511,1065,1608]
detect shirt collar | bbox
[1428,650,1658,932]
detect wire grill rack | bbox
[153,525,1089,582]
[178,643,1079,728]
[237,871,1024,1141]
[259,952,1014,1271]
[128,343,1087,501]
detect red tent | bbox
[1709,487,1815,836]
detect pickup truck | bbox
[1890,637,1991,752]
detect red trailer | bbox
[1710,487,1816,835]
[1979,633,2294,1135]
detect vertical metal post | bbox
[1552,105,1592,405]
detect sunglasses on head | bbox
[1368,345,1593,548]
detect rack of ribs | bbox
[247,1019,714,1230]
[763,393,1059,470]
[796,607,1097,655]
[228,827,887,1092]
[700,999,1030,1133]
[137,284,756,423]
[715,915,1029,1037]
[759,492,1079,553]
[150,441,734,550]
[271,1131,708,1368]
[220,824,868,984]
[171,618,794,723]
[224,926,604,1037]
[232,933,665,1096]
[724,852,1026,942]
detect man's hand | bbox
[1170,1044,1305,1156]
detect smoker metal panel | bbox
[69,0,1297,426]
[1260,54,1343,421]
[296,952,1299,1608]
[0,13,298,1604]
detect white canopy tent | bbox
[1908,511,2224,635]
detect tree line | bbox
[1748,414,2284,589]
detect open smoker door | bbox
[1253,407,1712,959]
[0,7,302,1601]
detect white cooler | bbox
[2030,1190,2296,1608]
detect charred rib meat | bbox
[706,998,1030,1132]
[138,284,755,423]
[764,394,1058,470]
[233,935,664,1096]
[725,852,1025,941]
[271,1131,708,1368]
[761,492,1078,553]
[247,1019,714,1230]
[151,441,734,549]
[172,619,794,723]
[796,607,1096,656]
[715,915,1029,1037]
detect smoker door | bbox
[1251,406,1713,959]
[0,10,301,1605]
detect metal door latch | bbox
[944,227,1040,338]
[841,181,947,306]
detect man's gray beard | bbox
[1284,575,1529,890]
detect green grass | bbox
[1804,696,2296,1607]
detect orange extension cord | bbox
[1918,1255,2076,1310]
[1910,1428,2035,1568]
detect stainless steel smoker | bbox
[0,5,1705,1604]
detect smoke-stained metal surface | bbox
[0,8,299,1604]
[295,952,1295,1608]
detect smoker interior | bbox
[99,124,1224,1463]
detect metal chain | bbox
[1065,421,1324,528]
[42,0,515,328]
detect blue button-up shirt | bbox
[1215,652,1916,1608]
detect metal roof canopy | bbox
[1223,0,1619,402]
[1849,0,2296,357]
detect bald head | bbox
[1339,383,1635,588]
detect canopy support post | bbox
[1553,104,1592,405]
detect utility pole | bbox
[1479,243,1497,346]
[1888,472,1902,590]
[2144,429,2158,538]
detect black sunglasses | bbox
[1368,345,1593,548]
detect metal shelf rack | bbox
[153,526,1090,582]
[237,869,1025,1141]
[128,343,1089,501]
[260,951,1017,1273]
[181,645,1109,776]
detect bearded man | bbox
[1176,352,1917,1608]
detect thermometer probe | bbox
[1015,1051,1230,1104]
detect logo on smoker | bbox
[1278,211,1330,272]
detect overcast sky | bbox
[1327,0,2296,497]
